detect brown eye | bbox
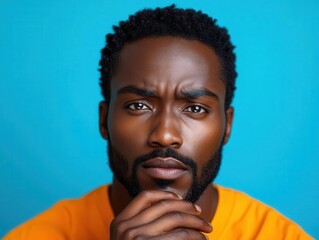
[184,105,207,114]
[126,102,151,111]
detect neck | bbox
[109,178,133,217]
[109,178,218,222]
[196,184,218,222]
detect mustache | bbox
[132,148,197,171]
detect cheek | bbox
[183,115,225,160]
[108,109,148,155]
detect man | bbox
[4,5,312,240]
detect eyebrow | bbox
[179,88,219,101]
[117,85,219,101]
[117,86,158,97]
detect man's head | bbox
[99,5,236,110]
[99,5,236,202]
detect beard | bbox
[107,142,223,203]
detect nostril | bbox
[149,131,183,148]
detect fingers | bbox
[116,190,182,221]
[122,228,210,240]
[123,199,201,227]
[140,211,212,234]
[110,190,213,240]
[116,212,212,239]
[150,228,209,240]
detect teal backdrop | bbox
[1,0,318,238]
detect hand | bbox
[110,190,212,239]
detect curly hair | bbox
[99,5,237,109]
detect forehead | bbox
[111,37,225,100]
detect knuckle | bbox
[139,190,154,199]
[173,229,207,239]
[122,227,139,240]
[158,199,169,208]
[133,236,145,240]
[168,211,184,220]
[112,219,126,235]
[122,229,134,240]
[174,228,189,238]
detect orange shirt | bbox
[3,185,313,240]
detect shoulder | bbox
[211,185,313,239]
[3,185,111,240]
[3,199,75,240]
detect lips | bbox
[141,157,188,180]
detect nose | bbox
[148,109,183,149]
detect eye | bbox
[184,105,207,114]
[125,102,151,111]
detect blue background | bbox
[1,0,318,238]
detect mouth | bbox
[141,157,188,180]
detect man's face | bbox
[100,37,233,202]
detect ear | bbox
[223,107,234,144]
[99,101,109,140]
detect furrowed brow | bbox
[117,86,157,97]
[180,88,219,101]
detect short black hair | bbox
[99,5,237,109]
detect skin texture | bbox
[99,37,234,239]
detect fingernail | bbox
[205,235,209,239]
[194,204,201,212]
[177,194,183,199]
